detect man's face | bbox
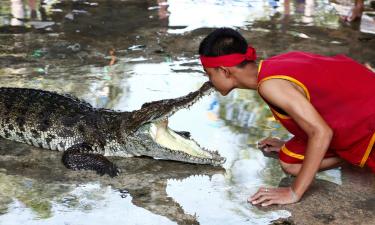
[204,67,234,96]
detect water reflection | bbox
[1,0,373,67]
[165,0,256,33]
[1,0,373,35]
[331,0,375,34]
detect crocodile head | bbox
[123,82,226,166]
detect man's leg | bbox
[280,157,344,176]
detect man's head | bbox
[199,28,256,95]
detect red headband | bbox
[200,46,257,68]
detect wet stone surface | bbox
[268,168,375,225]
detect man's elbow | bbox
[323,125,333,140]
[325,127,333,140]
[311,125,333,142]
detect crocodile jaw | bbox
[148,120,224,165]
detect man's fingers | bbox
[249,187,299,207]
[249,187,273,203]
[258,138,282,147]
[257,142,268,149]
[249,189,262,202]
[257,143,266,149]
[258,143,275,150]
[251,195,271,205]
[261,199,275,207]
[258,137,273,145]
[251,192,276,205]
[249,187,266,201]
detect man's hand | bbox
[248,186,300,206]
[258,137,285,153]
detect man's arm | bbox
[251,78,333,206]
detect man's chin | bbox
[219,90,229,96]
[219,87,234,96]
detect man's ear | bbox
[218,66,231,78]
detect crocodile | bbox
[0,82,225,177]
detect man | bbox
[199,28,375,206]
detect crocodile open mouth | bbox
[149,119,225,164]
[134,81,225,166]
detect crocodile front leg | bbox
[62,143,120,177]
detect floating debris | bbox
[128,45,146,51]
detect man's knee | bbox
[280,160,301,176]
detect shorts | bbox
[365,146,375,173]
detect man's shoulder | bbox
[260,51,328,76]
[266,51,319,61]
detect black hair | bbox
[199,28,252,67]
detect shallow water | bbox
[0,0,373,224]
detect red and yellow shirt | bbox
[257,51,375,171]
